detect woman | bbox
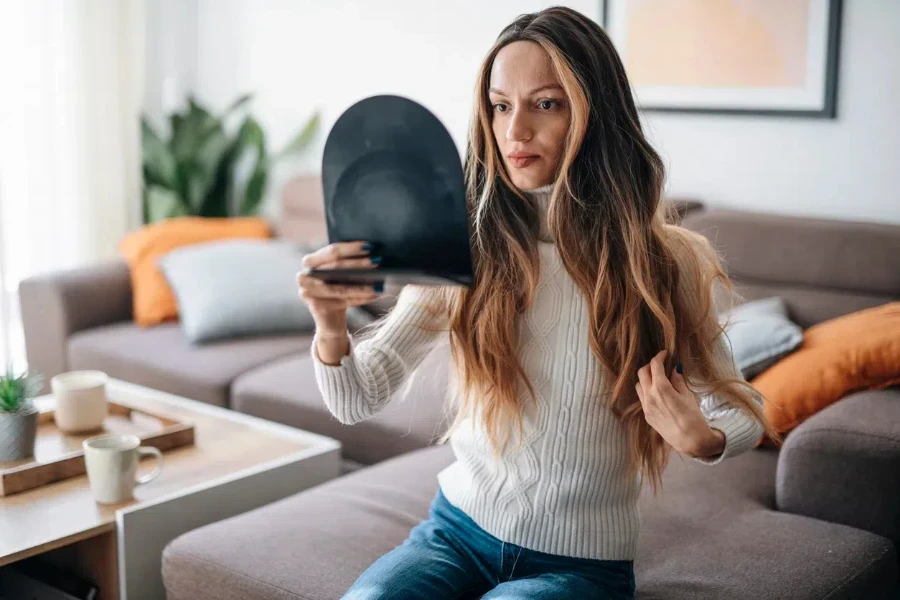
[297,7,778,599]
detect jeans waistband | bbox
[432,487,633,568]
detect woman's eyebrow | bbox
[488,84,564,96]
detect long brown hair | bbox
[414,7,780,491]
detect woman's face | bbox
[488,41,570,191]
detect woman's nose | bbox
[506,108,533,142]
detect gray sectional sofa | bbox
[20,195,900,598]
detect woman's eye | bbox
[493,103,508,112]
[538,99,559,110]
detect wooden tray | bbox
[0,400,195,497]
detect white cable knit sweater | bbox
[312,185,764,560]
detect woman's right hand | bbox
[297,241,382,337]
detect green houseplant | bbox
[141,94,319,223]
[0,368,43,462]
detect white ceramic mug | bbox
[83,434,163,504]
[51,370,108,434]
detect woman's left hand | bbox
[635,350,725,458]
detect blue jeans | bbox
[342,488,635,599]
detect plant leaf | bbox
[145,185,190,223]
[0,368,42,413]
[200,151,235,218]
[197,126,229,171]
[232,117,267,215]
[171,98,219,163]
[141,118,177,189]
[240,160,268,215]
[220,93,253,118]
[200,126,244,218]
[188,126,230,213]
[169,108,191,162]
[199,115,263,218]
[172,161,192,215]
[169,112,184,143]
[182,161,208,213]
[276,112,320,159]
[238,116,265,150]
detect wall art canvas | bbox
[601,0,843,117]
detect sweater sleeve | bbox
[668,227,765,465]
[311,285,449,425]
[691,329,765,466]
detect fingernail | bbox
[676,363,683,374]
[370,255,382,264]
[373,282,384,293]
[361,243,372,251]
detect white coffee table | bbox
[0,378,341,600]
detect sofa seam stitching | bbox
[820,546,895,599]
[166,549,317,600]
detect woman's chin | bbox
[509,171,551,191]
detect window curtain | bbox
[0,0,145,368]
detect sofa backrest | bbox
[682,209,900,328]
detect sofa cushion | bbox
[721,296,804,379]
[232,341,452,464]
[119,216,271,326]
[163,445,455,600]
[158,239,318,343]
[162,445,898,600]
[68,322,313,407]
[753,303,900,437]
[636,449,898,599]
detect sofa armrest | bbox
[19,261,133,389]
[776,388,900,548]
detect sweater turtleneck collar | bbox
[522,184,554,243]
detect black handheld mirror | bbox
[307,94,473,287]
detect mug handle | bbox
[135,446,164,486]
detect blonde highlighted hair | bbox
[406,7,779,491]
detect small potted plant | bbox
[0,367,43,461]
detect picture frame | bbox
[600,0,843,118]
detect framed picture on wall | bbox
[600,0,843,118]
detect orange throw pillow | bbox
[120,217,271,326]
[752,302,900,444]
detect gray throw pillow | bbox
[721,297,804,379]
[159,239,375,343]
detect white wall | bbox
[145,0,900,224]
[144,0,198,126]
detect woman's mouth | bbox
[508,153,539,168]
